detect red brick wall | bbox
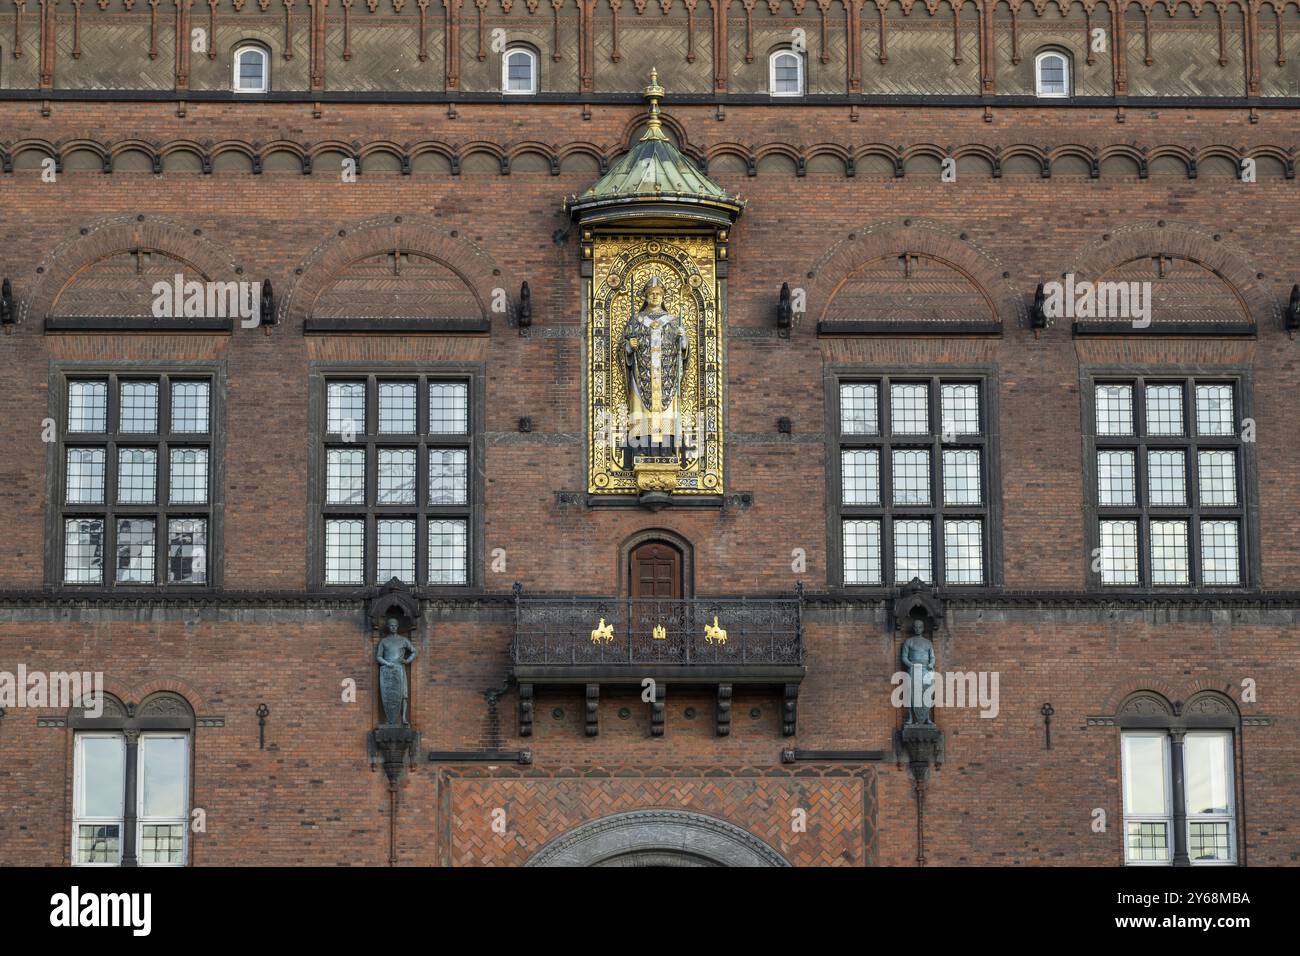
[0,99,1296,865]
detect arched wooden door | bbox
[629,541,683,599]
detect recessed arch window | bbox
[233,44,269,94]
[1035,49,1070,98]
[769,49,804,97]
[503,47,538,95]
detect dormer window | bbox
[503,47,538,95]
[1035,50,1070,98]
[769,49,804,97]
[233,44,269,94]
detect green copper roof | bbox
[566,69,743,222]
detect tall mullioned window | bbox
[834,375,994,587]
[1121,730,1235,865]
[73,731,189,867]
[57,374,215,588]
[318,375,473,587]
[1088,377,1248,588]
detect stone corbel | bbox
[585,684,600,736]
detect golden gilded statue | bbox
[620,275,689,451]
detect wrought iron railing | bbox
[511,587,804,667]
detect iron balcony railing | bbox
[511,588,805,667]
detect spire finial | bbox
[641,68,668,141]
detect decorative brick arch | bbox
[280,215,517,326]
[1065,222,1279,328]
[1099,682,1182,718]
[805,219,1028,329]
[524,810,791,867]
[19,216,241,325]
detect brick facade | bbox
[1,40,1298,866]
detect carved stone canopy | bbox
[368,577,420,633]
[893,577,944,633]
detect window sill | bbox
[1072,320,1256,338]
[45,317,234,333]
[302,318,491,334]
[818,320,1002,337]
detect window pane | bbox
[326,448,366,505]
[1147,450,1187,507]
[327,382,366,435]
[1099,519,1138,585]
[1188,822,1231,863]
[773,53,801,93]
[66,448,106,504]
[1144,384,1183,436]
[377,449,417,505]
[1125,821,1170,863]
[893,518,932,584]
[1185,733,1231,815]
[1038,55,1066,95]
[1195,384,1234,436]
[428,518,468,585]
[1197,450,1237,506]
[169,448,209,504]
[139,824,185,865]
[940,383,980,437]
[115,518,156,585]
[238,49,265,89]
[1200,520,1240,585]
[378,382,417,434]
[1097,450,1135,506]
[842,519,881,585]
[1095,384,1133,436]
[942,449,981,505]
[376,518,416,584]
[1149,520,1189,586]
[325,519,364,585]
[506,51,534,91]
[841,449,880,506]
[167,518,207,585]
[892,449,931,506]
[68,381,108,432]
[140,736,187,818]
[840,383,879,435]
[119,381,159,433]
[64,519,104,584]
[890,383,928,435]
[1122,734,1168,816]
[78,736,125,817]
[117,448,158,504]
[429,382,468,434]
[429,448,469,506]
[171,381,210,434]
[943,519,983,584]
[76,824,121,865]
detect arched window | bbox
[769,49,804,97]
[503,47,538,95]
[1035,50,1070,98]
[233,44,269,93]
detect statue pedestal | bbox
[369,726,420,783]
[895,724,945,781]
[633,456,679,509]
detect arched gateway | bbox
[524,810,790,868]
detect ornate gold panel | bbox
[587,234,723,496]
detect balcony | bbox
[510,589,806,737]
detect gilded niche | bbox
[567,71,743,502]
[589,235,722,496]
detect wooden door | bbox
[629,542,683,598]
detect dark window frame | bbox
[1079,366,1259,591]
[824,365,1003,591]
[307,362,485,592]
[45,362,225,592]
